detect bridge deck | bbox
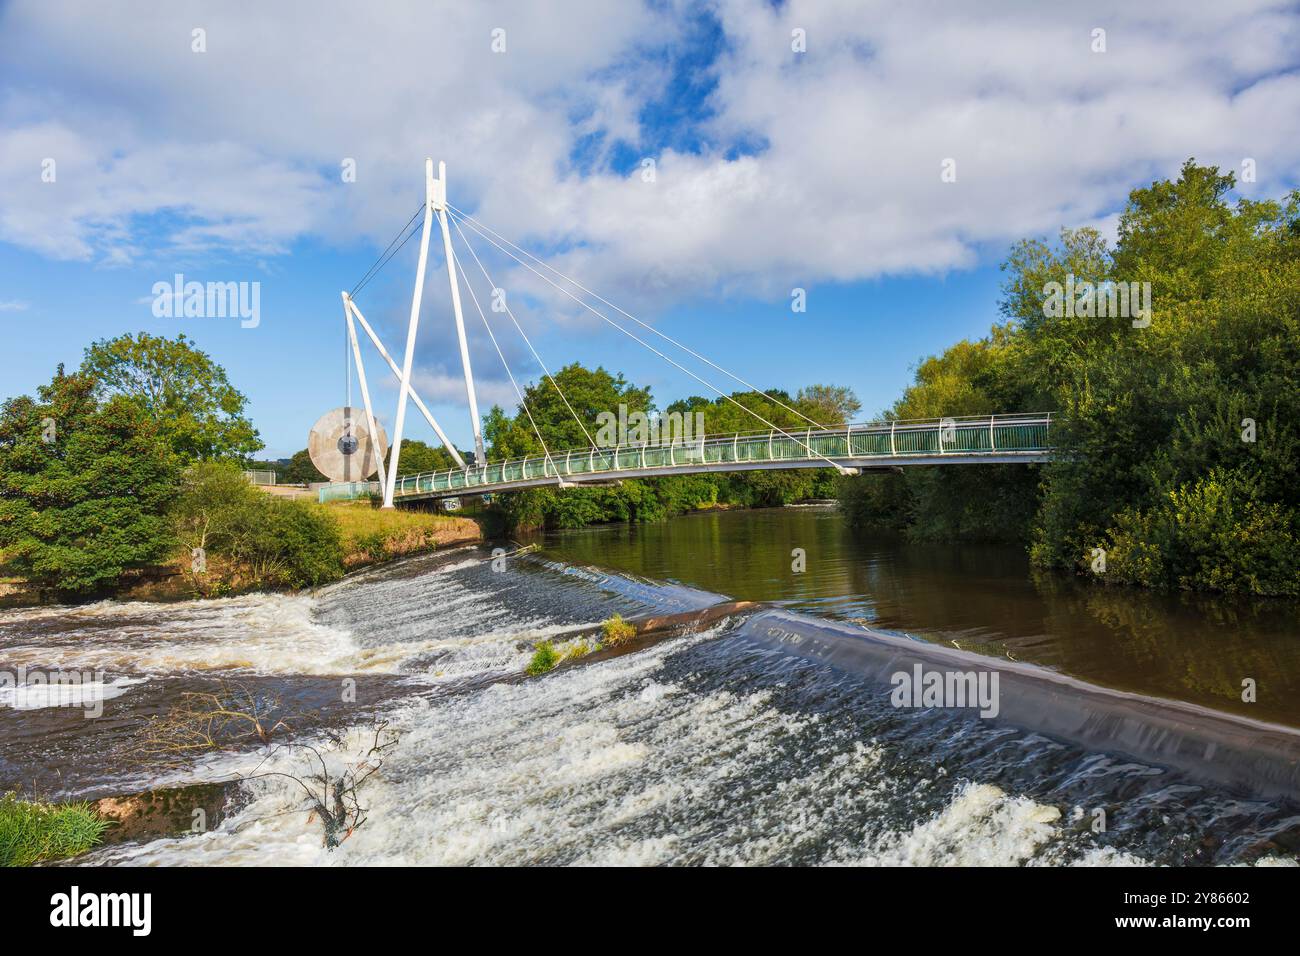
[391,413,1052,503]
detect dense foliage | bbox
[1,338,333,597]
[386,439,463,476]
[171,462,345,591]
[0,367,180,596]
[841,161,1300,596]
[481,362,852,530]
[82,332,262,461]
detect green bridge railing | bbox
[391,413,1053,500]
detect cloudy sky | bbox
[2,0,1298,457]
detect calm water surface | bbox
[540,507,1300,727]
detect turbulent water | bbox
[2,523,1299,867]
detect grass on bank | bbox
[320,499,478,566]
[0,794,109,867]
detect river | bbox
[1,507,1297,866]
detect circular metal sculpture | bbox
[308,407,388,482]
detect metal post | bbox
[342,292,386,492]
[434,161,486,465]
[890,420,896,456]
[382,159,436,508]
[990,414,996,451]
[348,298,465,468]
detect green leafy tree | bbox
[81,332,262,462]
[386,439,461,476]
[842,160,1300,592]
[281,448,328,485]
[0,367,180,596]
[796,384,862,425]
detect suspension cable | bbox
[447,209,846,471]
[450,214,598,450]
[349,202,425,298]
[450,245,557,472]
[447,201,825,430]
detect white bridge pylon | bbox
[342,159,484,508]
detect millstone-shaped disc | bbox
[307,407,388,482]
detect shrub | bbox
[1105,469,1300,596]
[352,531,391,562]
[0,794,109,866]
[171,462,345,590]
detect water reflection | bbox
[540,507,1300,726]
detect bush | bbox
[1104,469,1300,596]
[171,462,345,590]
[0,794,109,866]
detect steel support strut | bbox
[434,162,486,465]
[382,160,436,508]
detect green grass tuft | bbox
[601,614,637,645]
[0,793,110,867]
[526,640,560,676]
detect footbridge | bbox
[326,159,1054,508]
[391,414,1053,503]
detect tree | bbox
[282,449,327,485]
[488,363,653,458]
[483,363,845,529]
[385,439,461,476]
[841,160,1300,591]
[796,384,862,425]
[81,332,262,462]
[0,366,180,596]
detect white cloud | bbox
[1,0,1298,394]
[409,368,519,411]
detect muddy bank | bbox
[92,781,242,848]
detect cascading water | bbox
[3,524,1298,867]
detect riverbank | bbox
[4,509,1298,866]
[0,501,482,607]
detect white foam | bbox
[848,782,1063,866]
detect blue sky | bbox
[3,1,1298,458]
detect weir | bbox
[738,608,1300,802]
